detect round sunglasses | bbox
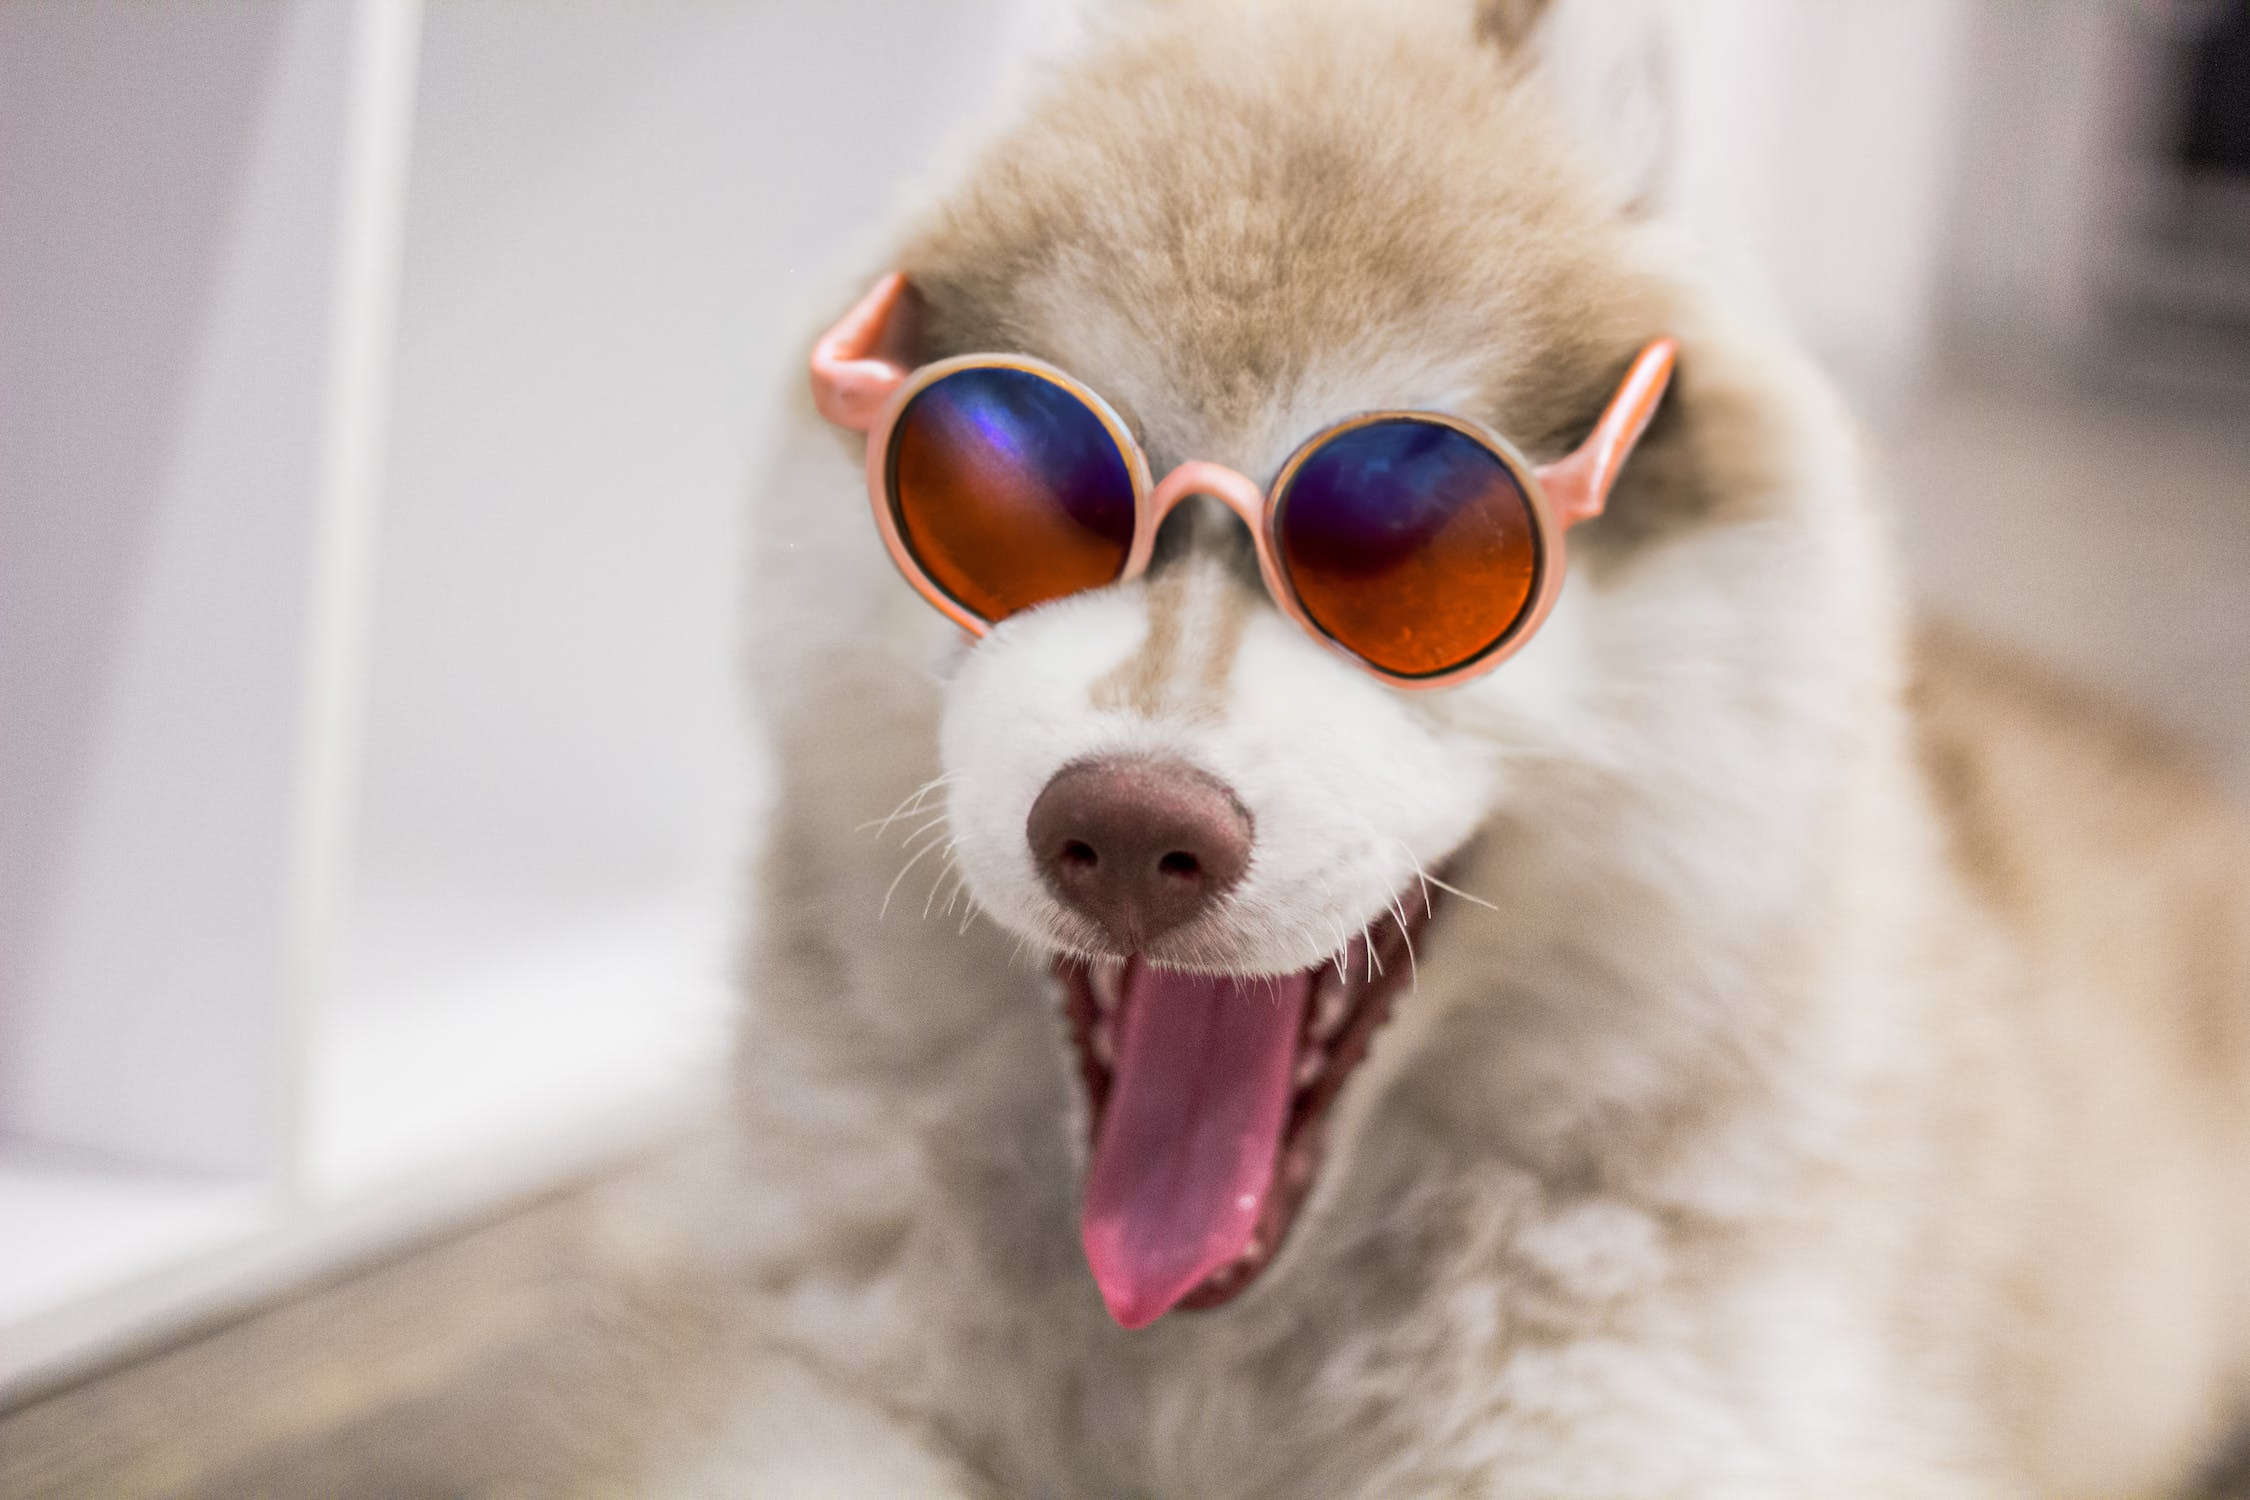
[812,274,1676,689]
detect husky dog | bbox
[689,0,2250,1493]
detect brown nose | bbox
[1026,757,1253,950]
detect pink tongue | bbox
[1081,961,1312,1329]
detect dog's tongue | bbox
[1081,960,1311,1329]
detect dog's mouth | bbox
[1054,894,1434,1328]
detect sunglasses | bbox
[811,273,1676,689]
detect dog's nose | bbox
[1026,757,1252,950]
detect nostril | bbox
[1025,756,1254,949]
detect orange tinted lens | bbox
[1273,418,1541,678]
[887,366,1138,622]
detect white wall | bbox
[1940,0,2177,351]
[0,0,1064,1389]
[1668,0,1978,398]
[0,0,415,1175]
[353,0,1054,913]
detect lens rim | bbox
[1264,410,1559,686]
[865,356,1570,690]
[865,354,1152,636]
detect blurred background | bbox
[2,0,2247,1489]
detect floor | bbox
[4,360,2247,1498]
[0,1144,717,1499]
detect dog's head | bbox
[794,0,1883,1329]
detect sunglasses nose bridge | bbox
[1148,461,1268,532]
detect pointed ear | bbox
[1472,0,1552,53]
[1478,0,1676,215]
[1534,339,1676,530]
[810,273,922,431]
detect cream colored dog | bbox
[686,1,2250,1493]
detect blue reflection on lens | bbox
[890,365,1138,620]
[1274,417,1538,677]
[1279,421,1513,577]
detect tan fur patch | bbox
[1090,557,1258,719]
[1089,567,1189,715]
[1472,0,1553,52]
[1912,621,2250,1095]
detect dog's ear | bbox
[1471,0,1552,53]
[1475,0,1676,216]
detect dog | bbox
[670,0,2250,1492]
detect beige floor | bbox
[5,361,2247,1498]
[0,1145,718,1499]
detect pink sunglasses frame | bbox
[812,272,1678,690]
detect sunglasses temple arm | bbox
[1535,338,1679,530]
[811,272,915,431]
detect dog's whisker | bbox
[856,773,960,837]
[880,835,950,920]
[923,846,961,921]
[1418,870,1497,912]
[1391,840,1439,920]
[897,811,952,855]
[896,823,955,875]
[1388,893,1420,992]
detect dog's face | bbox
[807,0,1874,1328]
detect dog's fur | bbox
[677,1,2250,1493]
